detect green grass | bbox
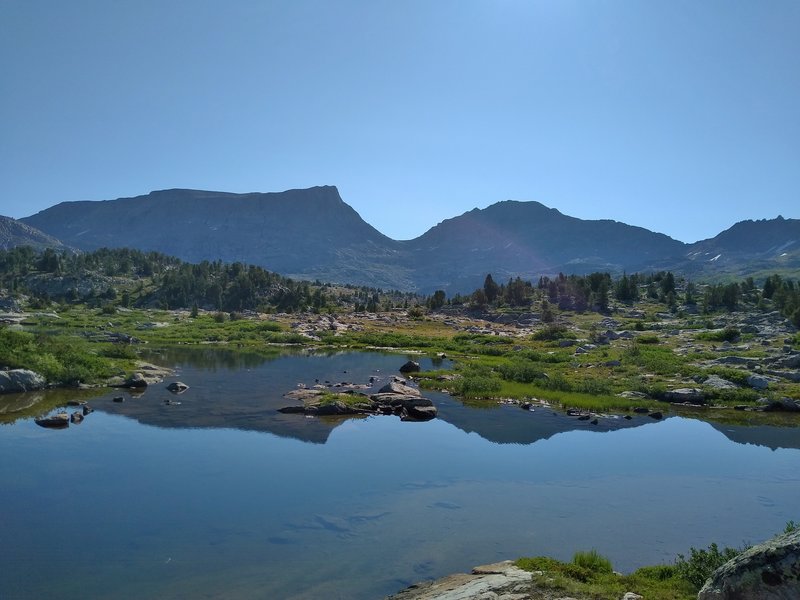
[7,300,800,419]
[316,391,373,408]
[515,552,694,599]
[0,327,131,385]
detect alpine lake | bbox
[1,348,799,599]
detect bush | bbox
[532,324,570,341]
[675,543,743,590]
[697,326,740,343]
[497,360,546,383]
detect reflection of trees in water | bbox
[0,388,105,425]
[141,347,284,370]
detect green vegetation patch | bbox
[515,551,694,599]
[0,327,130,385]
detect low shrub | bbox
[674,543,743,590]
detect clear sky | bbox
[1,0,798,243]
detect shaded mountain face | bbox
[406,201,687,292]
[0,215,68,251]
[20,187,798,293]
[22,186,414,290]
[673,216,800,280]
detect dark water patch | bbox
[431,501,462,510]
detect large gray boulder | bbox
[0,369,46,394]
[747,375,772,390]
[698,529,800,600]
[704,375,738,390]
[377,381,421,397]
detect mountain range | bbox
[7,186,799,293]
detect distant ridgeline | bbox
[16,186,800,294]
[1,246,799,327]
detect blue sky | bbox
[1,0,798,243]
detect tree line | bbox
[0,246,415,314]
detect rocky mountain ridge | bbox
[0,215,69,252]
[17,186,800,293]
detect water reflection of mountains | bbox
[2,347,797,450]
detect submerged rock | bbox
[166,381,189,394]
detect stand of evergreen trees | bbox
[0,247,415,314]
[2,246,799,325]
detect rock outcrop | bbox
[279,377,437,421]
[0,369,46,394]
[698,528,800,599]
[386,561,532,600]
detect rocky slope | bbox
[674,216,800,281]
[0,215,68,251]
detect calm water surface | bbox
[1,349,799,599]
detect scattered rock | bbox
[123,372,148,389]
[70,411,84,424]
[698,529,800,600]
[35,412,69,428]
[703,375,738,390]
[166,381,189,394]
[112,396,124,403]
[399,360,421,373]
[747,375,771,390]
[649,411,663,420]
[618,391,647,399]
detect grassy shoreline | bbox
[2,303,798,428]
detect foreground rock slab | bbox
[386,561,534,600]
[698,528,800,600]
